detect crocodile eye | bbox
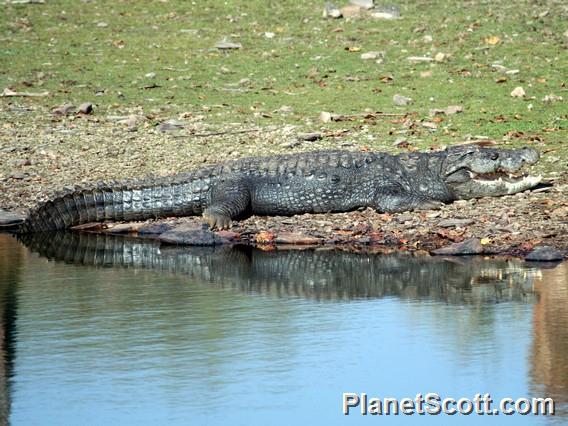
[490,152,499,160]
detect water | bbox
[0,232,567,425]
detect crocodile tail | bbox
[18,172,210,233]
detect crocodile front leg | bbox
[203,176,251,230]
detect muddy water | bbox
[0,233,566,425]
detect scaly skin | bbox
[18,146,540,233]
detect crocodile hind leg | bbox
[203,176,251,230]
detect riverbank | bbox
[1,109,565,259]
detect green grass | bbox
[1,0,567,168]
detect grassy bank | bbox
[0,0,566,199]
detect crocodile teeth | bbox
[503,175,542,194]
[473,174,542,193]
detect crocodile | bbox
[17,145,541,233]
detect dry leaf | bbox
[485,35,501,45]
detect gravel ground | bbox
[1,104,566,258]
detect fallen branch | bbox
[1,88,49,97]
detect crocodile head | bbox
[443,145,541,199]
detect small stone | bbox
[157,119,186,132]
[393,94,413,106]
[96,22,108,28]
[393,137,411,148]
[525,246,564,262]
[319,111,333,122]
[215,38,242,49]
[52,103,76,115]
[542,94,563,103]
[341,4,363,18]
[77,102,93,114]
[431,238,484,256]
[298,132,323,142]
[420,70,432,78]
[395,213,414,223]
[510,86,525,97]
[275,232,322,245]
[429,105,463,116]
[438,218,474,228]
[360,51,384,60]
[370,5,400,19]
[434,52,447,62]
[264,32,275,39]
[323,2,342,18]
[422,35,433,43]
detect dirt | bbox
[0,106,566,258]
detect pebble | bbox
[297,132,322,142]
[438,218,474,228]
[323,3,342,18]
[78,102,93,114]
[393,94,413,106]
[360,51,384,60]
[215,38,242,49]
[52,103,76,116]
[510,87,525,97]
[525,246,564,262]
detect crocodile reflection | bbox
[18,232,540,304]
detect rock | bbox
[138,223,174,235]
[434,52,447,62]
[157,119,186,132]
[360,51,384,60]
[510,87,525,97]
[159,224,230,246]
[438,218,474,228]
[420,70,432,78]
[319,111,333,122]
[542,94,563,103]
[275,232,322,245]
[0,209,25,229]
[429,105,463,116]
[350,0,374,9]
[341,4,363,18]
[52,103,76,116]
[215,38,242,49]
[525,246,564,262]
[393,94,413,106]
[297,132,323,142]
[370,5,400,19]
[77,102,93,114]
[393,137,411,148]
[431,238,484,256]
[323,2,342,18]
